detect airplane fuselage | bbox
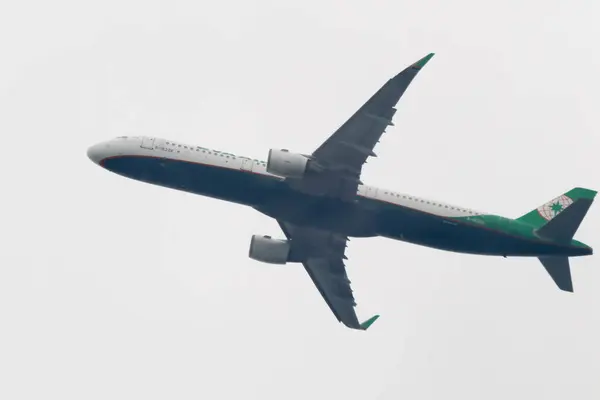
[88,136,591,258]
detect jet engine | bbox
[266,149,310,178]
[248,235,291,264]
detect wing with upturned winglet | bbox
[277,220,379,330]
[312,53,434,177]
[287,54,434,200]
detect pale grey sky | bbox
[1,1,599,399]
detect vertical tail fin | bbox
[517,187,597,230]
[535,197,594,243]
[534,198,594,292]
[518,188,596,292]
[517,187,597,229]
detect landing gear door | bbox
[141,137,155,150]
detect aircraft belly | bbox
[377,211,496,254]
[101,156,283,206]
[97,156,590,257]
[374,203,573,256]
[255,195,379,237]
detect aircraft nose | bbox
[87,142,111,165]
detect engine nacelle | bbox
[249,235,291,264]
[266,149,310,178]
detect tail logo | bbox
[537,195,573,221]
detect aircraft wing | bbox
[277,220,379,330]
[292,54,434,200]
[313,53,434,174]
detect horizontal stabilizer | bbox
[360,314,380,330]
[536,198,594,243]
[538,256,573,292]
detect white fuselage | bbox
[87,135,484,218]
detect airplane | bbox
[87,53,596,331]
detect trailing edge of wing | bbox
[276,220,379,331]
[360,314,380,330]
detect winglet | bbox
[411,53,435,70]
[360,314,380,330]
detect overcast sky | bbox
[1,1,599,399]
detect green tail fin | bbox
[517,187,597,229]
